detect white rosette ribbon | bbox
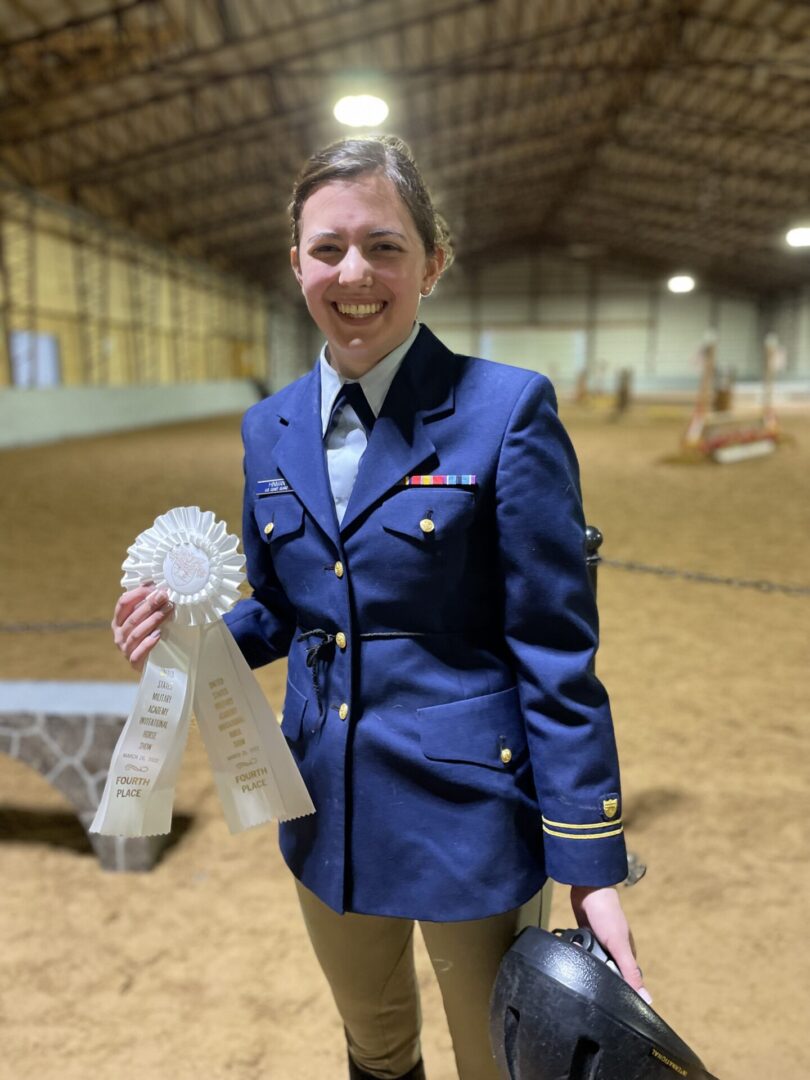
[91,507,315,837]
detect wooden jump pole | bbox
[680,330,782,463]
[762,332,783,434]
[683,330,717,449]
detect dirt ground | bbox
[0,401,808,1080]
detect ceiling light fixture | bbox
[333,94,389,127]
[785,225,810,248]
[667,274,696,294]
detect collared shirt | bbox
[320,322,420,523]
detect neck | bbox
[325,324,418,380]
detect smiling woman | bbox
[111,134,644,1080]
[288,140,453,379]
[290,172,440,378]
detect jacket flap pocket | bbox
[418,685,526,768]
[379,488,475,541]
[281,681,308,742]
[254,493,305,542]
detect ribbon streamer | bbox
[90,507,315,837]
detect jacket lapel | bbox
[339,326,456,536]
[273,367,341,549]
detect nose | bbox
[338,246,373,287]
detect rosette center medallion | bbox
[163,543,210,595]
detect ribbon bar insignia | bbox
[400,474,477,487]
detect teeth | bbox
[336,302,384,317]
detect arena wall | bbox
[0,184,271,391]
[769,286,810,376]
[425,252,810,387]
[0,185,318,445]
[0,380,259,448]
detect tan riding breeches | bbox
[295,881,542,1080]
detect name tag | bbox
[255,478,293,497]
[400,474,477,487]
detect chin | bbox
[336,324,386,352]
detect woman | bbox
[113,135,646,1080]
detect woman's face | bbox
[291,171,443,378]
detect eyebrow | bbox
[305,228,408,243]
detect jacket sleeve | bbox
[496,373,628,887]
[223,437,297,670]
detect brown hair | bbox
[289,134,454,272]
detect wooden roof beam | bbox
[0,0,490,131]
[0,0,157,53]
[1,0,666,148]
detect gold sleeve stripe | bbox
[543,825,624,840]
[541,817,623,830]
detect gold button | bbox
[419,517,435,534]
[500,747,513,764]
[334,561,344,578]
[335,631,347,650]
[338,702,349,720]
[263,522,274,536]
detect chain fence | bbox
[0,557,807,635]
[0,618,111,633]
[600,558,810,597]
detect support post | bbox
[0,194,13,385]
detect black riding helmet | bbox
[490,927,720,1079]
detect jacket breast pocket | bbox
[254,493,305,545]
[378,488,476,546]
[418,685,527,770]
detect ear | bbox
[420,248,445,296]
[290,246,303,287]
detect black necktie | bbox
[331,381,376,435]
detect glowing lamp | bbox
[333,95,389,127]
[667,274,696,294]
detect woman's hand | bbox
[570,885,652,1004]
[111,583,174,672]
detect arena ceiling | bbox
[1,0,809,298]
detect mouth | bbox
[332,301,387,321]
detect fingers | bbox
[606,927,652,1003]
[111,581,154,630]
[569,884,653,1005]
[612,947,652,1005]
[127,625,162,673]
[608,934,646,993]
[122,594,171,649]
[111,584,174,671]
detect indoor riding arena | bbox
[1,4,808,1080]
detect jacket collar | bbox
[273,325,457,546]
[318,321,421,434]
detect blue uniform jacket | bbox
[224,325,627,920]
